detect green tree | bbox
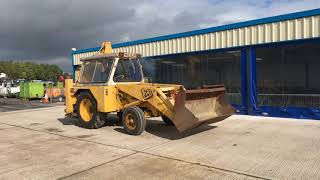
[0,61,63,81]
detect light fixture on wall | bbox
[256,57,263,62]
[225,51,241,57]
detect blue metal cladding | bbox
[247,42,320,120]
[249,47,258,113]
[71,50,75,81]
[258,106,320,120]
[240,49,248,114]
[73,47,100,54]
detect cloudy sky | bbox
[0,0,319,72]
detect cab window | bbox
[79,61,95,83]
[79,60,113,83]
[113,59,142,82]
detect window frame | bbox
[112,58,144,84]
[78,59,115,85]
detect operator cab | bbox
[78,52,143,85]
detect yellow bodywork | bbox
[65,80,181,121]
[65,41,235,132]
[66,40,181,119]
[79,98,93,122]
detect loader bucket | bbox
[173,85,235,132]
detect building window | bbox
[256,42,320,107]
[142,50,241,105]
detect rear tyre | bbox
[99,112,109,122]
[76,92,105,129]
[162,116,174,126]
[122,106,146,135]
[117,112,123,121]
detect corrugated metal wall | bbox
[73,51,99,66]
[73,15,320,65]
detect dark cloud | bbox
[0,0,319,72]
[0,0,141,71]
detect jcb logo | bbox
[141,88,153,100]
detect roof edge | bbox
[74,8,320,54]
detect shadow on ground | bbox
[57,114,121,127]
[145,120,216,140]
[57,117,80,126]
[58,115,216,140]
[113,119,216,140]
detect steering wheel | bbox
[114,75,125,81]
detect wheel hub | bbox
[124,113,136,130]
[79,98,93,122]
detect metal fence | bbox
[225,93,320,108]
[258,94,320,107]
[226,93,241,105]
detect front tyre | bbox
[76,92,105,129]
[122,106,146,135]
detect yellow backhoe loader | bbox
[65,41,235,135]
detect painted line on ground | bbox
[57,152,139,179]
[0,120,272,180]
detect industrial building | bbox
[71,8,320,119]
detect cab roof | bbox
[80,52,141,61]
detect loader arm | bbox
[116,83,235,132]
[116,84,179,121]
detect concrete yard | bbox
[0,106,320,179]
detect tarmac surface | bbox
[0,106,320,179]
[0,98,57,112]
